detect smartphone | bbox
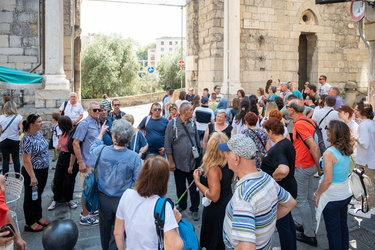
[0,223,15,237]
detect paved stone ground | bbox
[7,103,375,249]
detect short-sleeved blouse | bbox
[20,131,49,169]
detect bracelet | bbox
[204,189,209,197]
[77,160,83,164]
[313,192,319,198]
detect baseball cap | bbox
[218,134,257,160]
[188,87,194,91]
[335,105,354,116]
[201,97,209,104]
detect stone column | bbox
[365,20,375,106]
[222,0,242,98]
[44,0,69,89]
[36,0,70,108]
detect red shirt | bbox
[293,114,316,169]
[0,187,9,226]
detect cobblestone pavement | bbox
[8,103,375,249]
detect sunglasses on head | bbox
[92,109,102,112]
[27,113,40,123]
[153,108,162,111]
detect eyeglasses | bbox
[153,108,162,111]
[113,104,120,107]
[92,109,102,112]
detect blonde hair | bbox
[264,102,278,117]
[171,90,181,104]
[122,114,134,125]
[201,132,228,177]
[2,101,18,116]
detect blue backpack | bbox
[154,198,199,250]
[82,146,104,212]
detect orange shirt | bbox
[293,114,316,169]
[0,187,9,226]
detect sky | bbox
[81,0,187,46]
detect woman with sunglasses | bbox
[20,114,50,232]
[313,120,354,250]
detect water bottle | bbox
[32,186,38,201]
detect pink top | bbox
[59,134,69,152]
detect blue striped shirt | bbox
[223,170,292,249]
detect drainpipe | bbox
[29,0,44,73]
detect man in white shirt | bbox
[192,97,214,140]
[280,82,293,105]
[318,75,331,96]
[311,96,341,148]
[349,102,375,218]
[214,85,224,102]
[58,92,84,125]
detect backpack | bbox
[154,198,199,250]
[61,101,68,116]
[349,167,374,213]
[67,119,87,155]
[141,115,151,137]
[296,118,326,155]
[82,146,105,212]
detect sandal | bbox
[24,224,43,232]
[37,219,50,227]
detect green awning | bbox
[0,66,44,90]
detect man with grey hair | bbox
[58,92,83,125]
[280,82,293,104]
[287,99,321,247]
[218,134,296,249]
[165,102,201,221]
[328,87,344,108]
[72,101,101,226]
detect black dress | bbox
[199,164,234,250]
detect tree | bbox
[157,47,185,90]
[81,34,139,98]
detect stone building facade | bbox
[186,0,369,98]
[0,0,80,107]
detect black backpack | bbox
[296,118,326,155]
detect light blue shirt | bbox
[90,139,141,197]
[73,116,101,167]
[321,147,350,183]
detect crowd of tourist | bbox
[0,74,374,249]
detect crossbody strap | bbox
[1,115,17,134]
[318,109,334,126]
[94,146,105,169]
[133,130,138,152]
[181,121,198,148]
[248,128,266,150]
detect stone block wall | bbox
[187,0,369,96]
[186,0,225,93]
[0,0,74,106]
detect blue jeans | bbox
[322,196,351,250]
[276,212,296,250]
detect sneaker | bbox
[90,210,99,216]
[314,172,320,178]
[192,211,200,221]
[348,208,371,219]
[48,201,58,210]
[80,216,99,226]
[66,200,77,209]
[350,198,361,206]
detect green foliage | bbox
[81,34,139,98]
[157,47,185,90]
[134,73,163,94]
[136,46,148,61]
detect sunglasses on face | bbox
[113,104,120,107]
[319,78,323,80]
[92,109,102,112]
[153,108,162,111]
[325,125,329,131]
[216,88,221,90]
